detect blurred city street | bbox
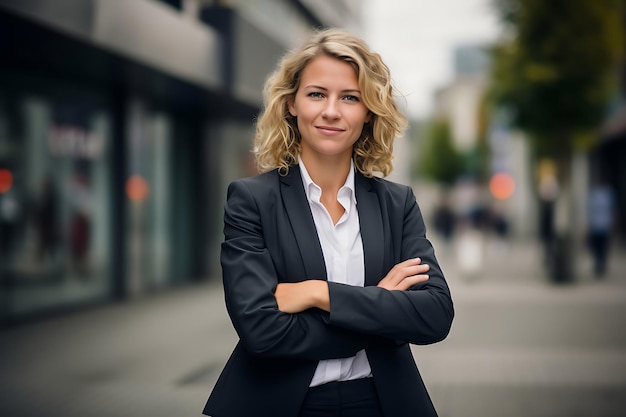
[1,1,626,416]
[1,236,625,417]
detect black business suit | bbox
[203,164,454,417]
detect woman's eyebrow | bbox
[303,84,328,90]
[303,85,361,94]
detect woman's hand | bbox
[275,280,330,313]
[377,258,429,291]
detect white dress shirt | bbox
[299,160,373,387]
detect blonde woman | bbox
[203,28,454,417]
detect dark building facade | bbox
[0,0,361,324]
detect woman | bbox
[203,28,454,417]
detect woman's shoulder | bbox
[227,170,281,197]
[233,170,279,185]
[365,174,414,199]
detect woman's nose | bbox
[321,100,340,119]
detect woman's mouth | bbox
[316,126,344,135]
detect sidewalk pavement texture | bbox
[1,236,625,417]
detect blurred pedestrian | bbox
[489,201,509,238]
[34,177,58,263]
[455,219,485,279]
[434,194,456,242]
[203,29,454,417]
[587,177,616,277]
[538,173,558,267]
[485,201,510,258]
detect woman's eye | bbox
[343,95,359,102]
[308,92,324,98]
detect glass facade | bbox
[0,73,208,322]
[0,74,113,320]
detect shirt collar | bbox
[299,158,357,205]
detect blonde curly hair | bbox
[253,28,408,177]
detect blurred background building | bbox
[1,0,625,326]
[431,44,533,239]
[0,0,363,324]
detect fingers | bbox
[377,258,430,291]
[393,271,429,291]
[387,258,430,283]
[395,258,430,276]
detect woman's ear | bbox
[365,111,373,124]
[287,97,297,117]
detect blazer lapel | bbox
[280,165,328,281]
[355,173,385,287]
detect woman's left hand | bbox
[275,281,330,313]
[377,258,430,291]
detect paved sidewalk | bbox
[0,280,236,417]
[420,236,626,417]
[0,237,625,417]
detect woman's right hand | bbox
[377,258,429,291]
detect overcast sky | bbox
[361,0,502,119]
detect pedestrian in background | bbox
[203,28,454,417]
[587,177,616,277]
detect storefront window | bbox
[0,90,112,321]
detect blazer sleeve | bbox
[327,186,454,345]
[221,179,372,360]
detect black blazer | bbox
[203,165,454,417]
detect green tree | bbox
[488,0,625,281]
[414,119,463,187]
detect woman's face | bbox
[288,54,371,163]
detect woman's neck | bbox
[301,154,352,192]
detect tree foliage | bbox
[488,0,625,282]
[415,119,463,187]
[488,0,625,154]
